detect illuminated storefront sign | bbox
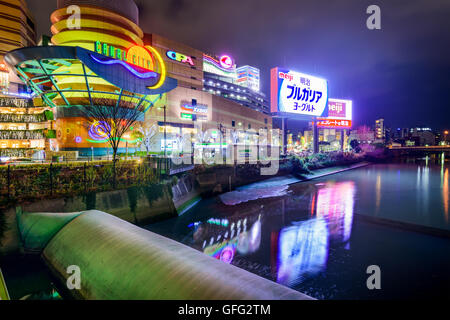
[317,99,353,129]
[180,101,208,121]
[203,54,237,78]
[180,113,193,120]
[270,67,328,117]
[93,41,167,89]
[181,102,208,114]
[95,41,155,71]
[166,50,194,66]
[317,119,352,128]
[219,55,234,69]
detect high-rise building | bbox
[236,65,260,92]
[375,118,385,140]
[0,0,36,95]
[0,0,54,160]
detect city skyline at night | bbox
[27,0,450,130]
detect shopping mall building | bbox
[2,0,274,159]
[0,0,55,159]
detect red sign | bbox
[317,119,352,128]
[328,101,346,118]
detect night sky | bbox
[27,0,450,131]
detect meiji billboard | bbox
[270,67,328,117]
[316,98,353,129]
[326,99,352,120]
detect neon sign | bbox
[166,51,194,66]
[203,54,236,78]
[181,102,208,114]
[219,55,233,69]
[88,120,110,142]
[316,99,353,128]
[95,41,155,71]
[90,54,157,79]
[316,119,352,128]
[180,113,193,120]
[93,41,167,89]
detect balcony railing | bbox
[0,113,47,123]
[0,130,45,140]
[0,97,33,108]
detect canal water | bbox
[146,158,450,300]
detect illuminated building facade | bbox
[375,118,385,140]
[236,65,260,92]
[5,0,272,158]
[203,54,269,114]
[0,0,54,159]
[6,0,177,157]
[145,33,204,91]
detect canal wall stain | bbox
[0,183,177,255]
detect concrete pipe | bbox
[40,210,312,300]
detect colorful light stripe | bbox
[90,54,157,79]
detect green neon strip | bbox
[87,138,142,144]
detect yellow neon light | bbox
[51,19,143,46]
[145,45,166,90]
[126,46,155,71]
[51,7,144,39]
[52,31,135,51]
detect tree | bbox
[79,96,146,187]
[137,122,158,155]
[350,139,361,153]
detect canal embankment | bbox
[220,162,370,205]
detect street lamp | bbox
[444,130,449,145]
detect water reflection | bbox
[274,181,356,286]
[275,218,329,285]
[190,214,262,264]
[147,160,450,299]
[444,168,449,223]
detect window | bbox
[264,118,268,124]
[248,124,251,129]
[232,120,235,127]
[192,99,197,106]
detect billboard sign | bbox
[317,98,352,128]
[270,67,328,117]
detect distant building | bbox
[236,65,260,92]
[348,126,376,147]
[410,128,436,146]
[375,118,385,140]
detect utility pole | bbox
[313,117,319,154]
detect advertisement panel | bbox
[317,98,352,128]
[270,67,328,117]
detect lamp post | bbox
[163,105,167,158]
[445,130,449,145]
